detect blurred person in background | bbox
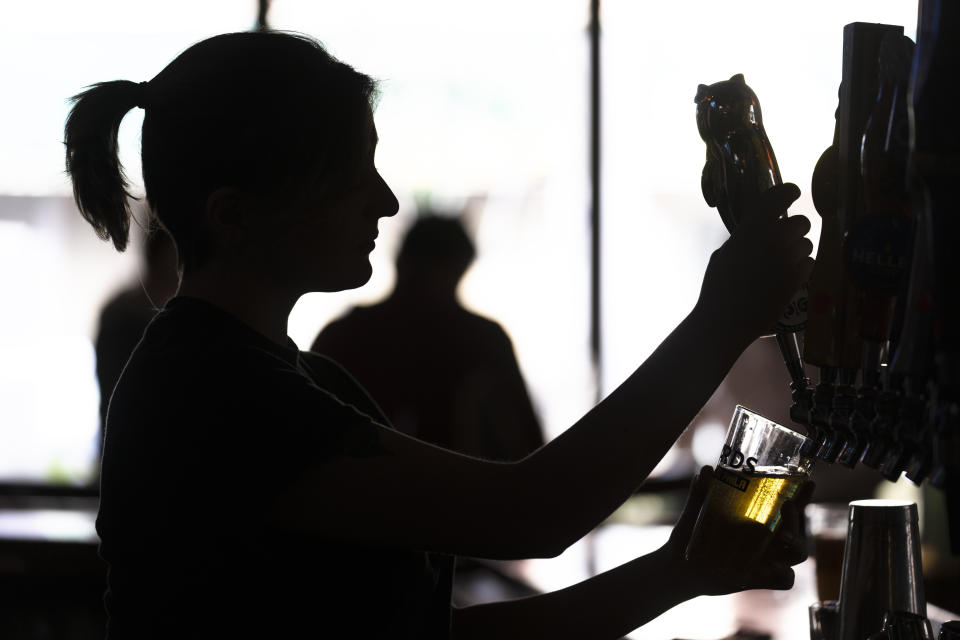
[94,220,177,461]
[64,30,814,639]
[312,212,544,462]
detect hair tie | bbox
[135,81,150,110]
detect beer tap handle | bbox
[804,111,845,377]
[840,33,917,472]
[776,332,805,384]
[810,367,838,459]
[824,368,857,463]
[695,74,813,432]
[910,0,960,552]
[840,341,885,467]
[775,332,815,445]
[863,370,903,469]
[808,23,907,470]
[906,401,937,486]
[879,380,924,482]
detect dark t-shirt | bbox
[97,296,454,638]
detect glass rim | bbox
[731,404,808,443]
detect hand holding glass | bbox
[685,405,814,571]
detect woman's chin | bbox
[313,263,372,292]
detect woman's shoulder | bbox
[298,351,392,426]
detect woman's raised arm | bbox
[269,184,813,560]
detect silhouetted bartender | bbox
[65,30,813,638]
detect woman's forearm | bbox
[513,302,751,554]
[451,546,699,640]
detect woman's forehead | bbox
[366,105,379,149]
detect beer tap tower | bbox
[806,23,907,466]
[804,6,958,550]
[907,0,960,548]
[697,3,959,552]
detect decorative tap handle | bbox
[696,74,811,422]
[696,74,781,232]
[696,74,809,337]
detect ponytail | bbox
[66,32,378,271]
[64,80,144,252]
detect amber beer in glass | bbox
[685,405,813,571]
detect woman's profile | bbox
[64,30,815,639]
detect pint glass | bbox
[685,405,814,571]
[805,502,848,601]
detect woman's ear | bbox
[204,187,253,251]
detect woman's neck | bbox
[177,263,298,346]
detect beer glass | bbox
[806,502,848,601]
[685,405,814,571]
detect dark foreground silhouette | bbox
[65,30,815,639]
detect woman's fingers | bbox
[770,482,816,566]
[797,256,816,282]
[787,236,815,264]
[783,212,812,236]
[744,183,802,222]
[670,466,712,549]
[774,526,809,566]
[752,563,796,591]
[797,479,816,506]
[733,558,796,592]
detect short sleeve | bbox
[177,344,388,534]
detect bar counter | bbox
[0,501,954,639]
[489,523,958,640]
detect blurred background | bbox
[1,1,953,638]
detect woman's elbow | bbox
[532,537,572,559]
[503,510,579,560]
[494,467,575,558]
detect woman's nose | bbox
[376,172,399,218]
